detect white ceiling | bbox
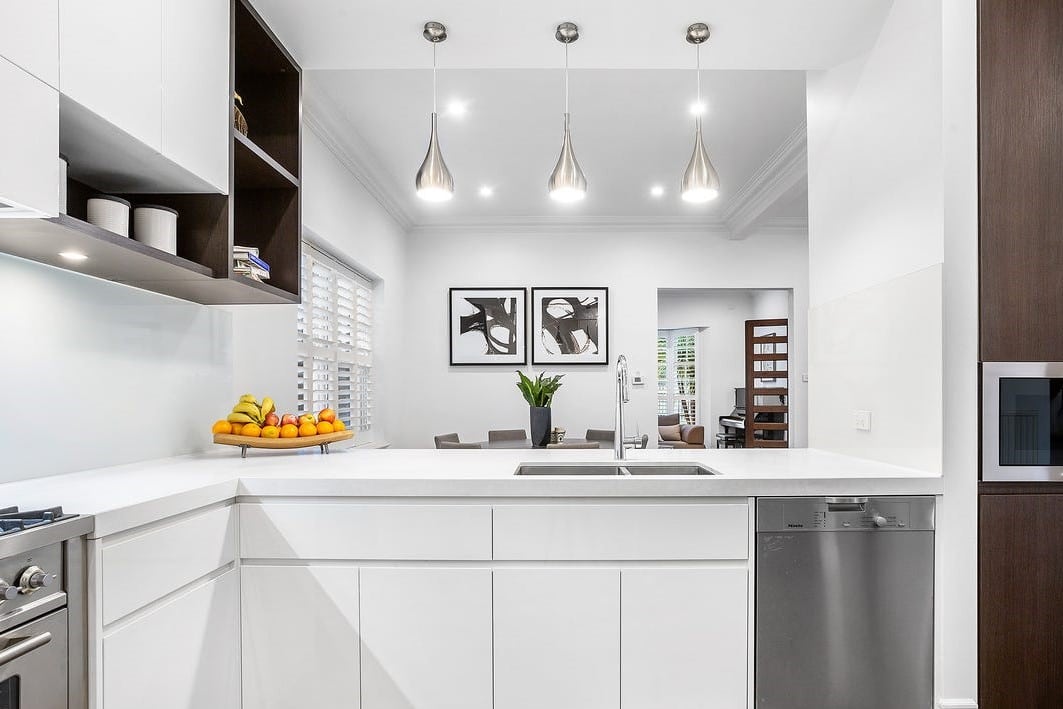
[250,0,893,231]
[307,68,808,227]
[252,0,894,71]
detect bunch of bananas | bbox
[227,394,276,425]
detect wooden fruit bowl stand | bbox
[213,430,354,458]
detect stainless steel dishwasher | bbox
[755,496,934,709]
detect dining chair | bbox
[433,433,460,449]
[585,429,615,442]
[439,441,482,449]
[488,429,528,442]
[546,442,600,449]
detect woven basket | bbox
[234,92,249,136]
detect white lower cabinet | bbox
[621,568,749,709]
[101,569,239,709]
[360,568,493,709]
[494,568,621,709]
[242,565,361,709]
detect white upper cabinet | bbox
[161,0,230,192]
[59,0,229,192]
[0,58,59,216]
[59,0,163,151]
[0,0,59,87]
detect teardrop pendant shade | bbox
[548,113,587,203]
[416,113,454,202]
[681,119,720,203]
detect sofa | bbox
[657,413,706,449]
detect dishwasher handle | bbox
[825,497,868,512]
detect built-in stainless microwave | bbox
[983,362,1063,481]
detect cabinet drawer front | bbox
[493,503,749,560]
[240,503,492,560]
[102,505,235,624]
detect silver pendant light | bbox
[548,22,587,203]
[681,23,720,203]
[415,21,454,202]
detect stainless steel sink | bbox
[514,463,718,476]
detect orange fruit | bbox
[280,423,299,438]
[298,422,317,437]
[333,419,346,432]
[318,408,336,423]
[261,425,280,439]
[211,420,231,435]
[230,423,244,436]
[316,421,334,435]
[242,423,262,437]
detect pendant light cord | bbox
[695,43,702,124]
[564,42,570,114]
[432,42,438,114]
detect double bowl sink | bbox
[514,463,718,476]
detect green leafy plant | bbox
[516,371,564,408]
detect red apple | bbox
[264,412,280,428]
[280,414,298,427]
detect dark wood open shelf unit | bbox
[0,0,301,306]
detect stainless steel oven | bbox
[0,610,68,709]
[983,362,1063,481]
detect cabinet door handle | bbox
[0,632,51,667]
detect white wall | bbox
[657,289,793,440]
[224,126,408,446]
[399,230,808,449]
[806,0,944,473]
[0,253,232,482]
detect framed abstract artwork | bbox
[449,288,527,365]
[531,287,609,365]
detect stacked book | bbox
[233,245,270,282]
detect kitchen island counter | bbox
[0,447,941,537]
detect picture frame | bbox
[448,288,527,366]
[531,287,609,365]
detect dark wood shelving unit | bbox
[230,0,302,301]
[0,0,301,306]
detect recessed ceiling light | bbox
[447,100,468,117]
[650,185,665,198]
[58,251,88,262]
[689,101,708,116]
[479,185,494,198]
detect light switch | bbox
[854,410,872,431]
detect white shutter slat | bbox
[297,242,374,432]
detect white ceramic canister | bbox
[86,195,131,237]
[133,205,178,254]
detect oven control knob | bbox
[872,514,888,528]
[0,581,18,601]
[19,567,54,593]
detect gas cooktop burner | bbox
[0,507,75,536]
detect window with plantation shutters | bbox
[297,242,373,433]
[657,328,698,425]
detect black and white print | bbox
[531,287,609,365]
[449,288,527,365]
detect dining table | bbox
[474,438,605,449]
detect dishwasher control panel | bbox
[757,496,936,532]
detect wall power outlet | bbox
[854,410,872,431]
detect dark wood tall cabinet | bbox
[979,490,1063,707]
[979,0,1063,362]
[979,2,1063,707]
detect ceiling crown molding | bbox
[303,90,416,230]
[720,121,808,239]
[407,215,734,237]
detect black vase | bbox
[530,406,552,448]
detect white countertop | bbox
[0,447,942,538]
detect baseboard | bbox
[938,699,978,709]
